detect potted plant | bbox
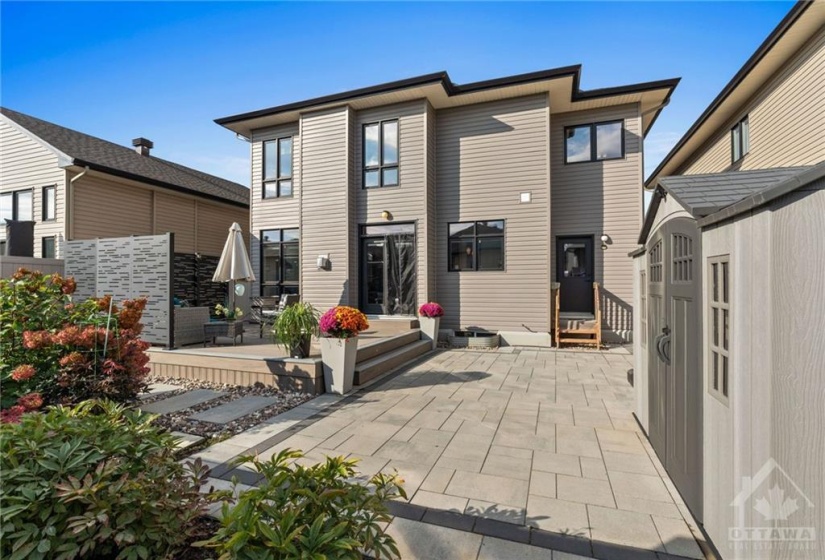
[418,302,444,350]
[271,302,319,359]
[318,306,369,394]
[214,303,243,322]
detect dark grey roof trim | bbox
[215,66,679,134]
[72,158,248,209]
[628,246,646,258]
[645,1,813,187]
[638,186,666,244]
[697,161,825,227]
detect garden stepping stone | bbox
[141,389,226,415]
[189,396,278,424]
[171,432,204,450]
[139,383,183,400]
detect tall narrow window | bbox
[42,236,56,259]
[708,256,731,403]
[731,116,749,163]
[363,120,399,188]
[42,186,56,221]
[565,120,624,163]
[263,137,293,198]
[448,220,505,271]
[260,229,299,296]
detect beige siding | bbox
[196,202,248,257]
[250,123,301,295]
[0,117,67,256]
[155,192,196,253]
[684,29,825,175]
[73,174,153,239]
[551,104,643,334]
[425,101,437,302]
[300,107,353,310]
[355,101,429,308]
[436,95,550,332]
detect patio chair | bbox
[252,294,299,338]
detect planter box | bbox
[448,331,500,349]
[419,316,441,350]
[320,337,358,394]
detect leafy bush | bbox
[0,400,212,560]
[0,268,150,413]
[199,449,405,559]
[272,301,319,358]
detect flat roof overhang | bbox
[215,65,679,138]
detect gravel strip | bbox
[139,377,315,439]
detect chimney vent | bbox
[132,137,153,156]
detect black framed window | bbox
[448,220,505,271]
[260,228,299,296]
[731,116,749,163]
[363,120,399,188]
[42,236,56,259]
[564,120,624,164]
[263,137,293,198]
[42,186,56,221]
[0,189,33,222]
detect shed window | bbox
[672,234,693,283]
[731,116,749,163]
[260,229,299,296]
[564,120,624,164]
[708,256,730,404]
[648,240,663,283]
[363,120,399,188]
[448,220,505,271]
[263,137,293,198]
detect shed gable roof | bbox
[1,107,249,207]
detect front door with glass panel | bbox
[360,224,416,315]
[556,237,594,313]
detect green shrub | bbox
[0,400,212,560]
[199,449,405,559]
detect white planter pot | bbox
[320,337,358,395]
[419,316,441,350]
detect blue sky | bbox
[1,1,793,189]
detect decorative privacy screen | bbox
[65,233,173,346]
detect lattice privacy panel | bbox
[66,234,173,346]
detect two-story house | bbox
[216,66,678,345]
[632,1,824,556]
[0,107,249,260]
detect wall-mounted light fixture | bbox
[317,255,330,270]
[381,210,392,221]
[600,234,610,251]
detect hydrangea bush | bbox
[319,306,369,338]
[0,269,150,419]
[418,302,444,318]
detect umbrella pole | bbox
[229,279,235,318]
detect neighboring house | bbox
[632,2,824,557]
[216,65,679,344]
[0,107,249,260]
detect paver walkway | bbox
[193,347,708,560]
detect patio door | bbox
[556,236,594,313]
[360,223,416,315]
[646,218,703,520]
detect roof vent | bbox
[132,137,153,156]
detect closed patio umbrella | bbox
[213,222,255,313]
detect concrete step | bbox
[354,340,432,386]
[365,317,421,329]
[141,389,227,414]
[189,396,278,424]
[356,330,421,364]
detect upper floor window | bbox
[363,120,398,188]
[261,228,299,296]
[708,256,730,404]
[731,116,749,163]
[263,137,293,198]
[0,189,33,222]
[448,220,505,271]
[42,186,56,221]
[565,120,624,164]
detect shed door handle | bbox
[655,326,671,365]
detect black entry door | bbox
[360,224,416,315]
[556,236,594,313]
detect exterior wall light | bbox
[600,234,610,251]
[381,210,392,220]
[317,255,330,270]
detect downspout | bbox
[67,165,89,242]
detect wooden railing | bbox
[553,282,602,349]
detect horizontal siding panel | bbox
[73,175,153,240]
[155,192,196,253]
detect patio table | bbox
[203,321,244,347]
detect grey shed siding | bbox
[355,101,429,309]
[436,95,550,332]
[250,122,300,297]
[300,107,353,310]
[551,104,643,335]
[0,117,66,257]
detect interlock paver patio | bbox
[195,347,707,559]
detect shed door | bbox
[646,218,703,520]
